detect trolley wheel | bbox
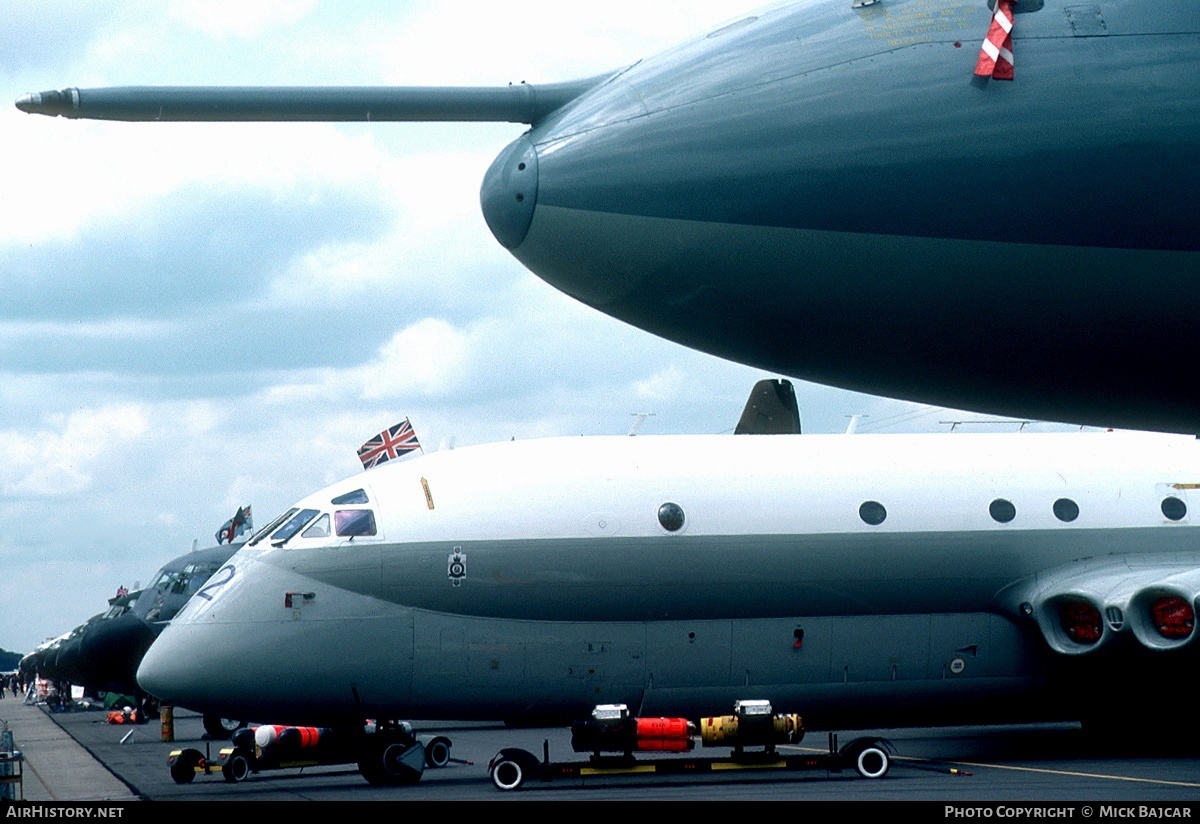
[222,752,251,783]
[854,743,892,782]
[424,736,452,768]
[169,749,202,784]
[490,748,539,791]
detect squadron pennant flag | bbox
[358,419,422,469]
[974,0,1015,80]
[215,505,253,545]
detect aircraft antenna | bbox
[629,413,655,436]
[939,419,1036,432]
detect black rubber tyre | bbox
[490,757,526,791]
[222,752,251,783]
[169,749,201,784]
[853,744,891,779]
[489,748,538,791]
[425,737,452,768]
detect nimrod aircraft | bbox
[22,542,239,726]
[16,0,1200,434]
[137,391,1200,785]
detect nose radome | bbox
[480,135,538,250]
[136,621,194,706]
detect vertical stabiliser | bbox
[735,379,801,435]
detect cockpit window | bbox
[332,489,370,505]
[335,509,377,537]
[151,570,188,595]
[102,604,129,620]
[248,508,298,547]
[152,563,209,596]
[179,563,221,595]
[171,570,190,594]
[271,508,321,546]
[302,514,331,539]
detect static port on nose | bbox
[480,136,538,250]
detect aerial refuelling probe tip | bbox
[15,89,77,116]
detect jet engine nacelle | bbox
[1006,561,1200,655]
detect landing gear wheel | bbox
[222,752,251,783]
[137,694,160,721]
[203,714,245,740]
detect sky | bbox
[0,1,1085,656]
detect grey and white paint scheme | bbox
[17,0,1200,434]
[137,428,1200,738]
[21,543,240,705]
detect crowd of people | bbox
[0,673,25,700]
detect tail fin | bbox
[735,379,801,435]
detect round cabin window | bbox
[859,501,887,526]
[990,498,1016,523]
[658,502,686,532]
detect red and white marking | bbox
[975,0,1015,80]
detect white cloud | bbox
[167,0,318,39]
[636,365,686,402]
[0,319,174,342]
[176,401,230,437]
[256,316,475,406]
[266,148,499,306]
[365,3,760,85]
[0,116,394,248]
[365,319,472,398]
[0,404,149,496]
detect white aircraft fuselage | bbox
[138,431,1200,729]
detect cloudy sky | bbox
[0,1,1078,656]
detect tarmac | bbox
[0,695,141,802]
[3,692,1200,802]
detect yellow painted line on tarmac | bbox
[931,759,1200,789]
[782,744,1200,789]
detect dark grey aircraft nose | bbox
[480,135,538,250]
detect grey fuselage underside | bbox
[19,1,1200,432]
[141,524,1199,728]
[495,0,1200,433]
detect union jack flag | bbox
[358,419,422,469]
